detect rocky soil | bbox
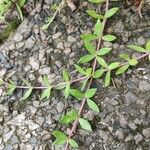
[0,0,150,150]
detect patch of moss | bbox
[0,18,21,44]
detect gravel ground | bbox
[0,0,150,150]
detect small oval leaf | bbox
[87,99,99,112]
[93,69,104,78]
[105,7,119,18]
[96,56,108,68]
[102,34,116,42]
[105,71,111,87]
[79,55,94,64]
[127,45,146,53]
[85,88,97,98]
[22,88,33,100]
[116,64,129,75]
[79,118,92,131]
[108,62,120,70]
[70,89,84,100]
[68,139,78,148]
[97,47,112,56]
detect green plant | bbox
[16,0,27,21]
[0,0,26,21]
[0,0,12,21]
[0,18,20,44]
[0,0,150,149]
[42,0,66,30]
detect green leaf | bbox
[85,88,97,98]
[102,34,116,42]
[55,83,66,90]
[63,69,69,82]
[18,0,26,7]
[74,64,86,75]
[88,0,105,3]
[105,71,111,87]
[96,56,108,68]
[85,68,92,77]
[104,7,119,18]
[40,88,51,100]
[120,53,130,61]
[68,139,78,148]
[22,79,32,87]
[93,69,104,78]
[87,99,99,112]
[94,19,102,37]
[0,78,3,86]
[70,89,84,100]
[22,88,33,100]
[16,4,24,21]
[53,139,66,145]
[79,55,94,64]
[51,3,59,11]
[97,47,112,56]
[42,76,51,87]
[86,10,104,19]
[81,78,89,91]
[52,131,68,140]
[79,118,92,131]
[127,45,146,52]
[84,41,96,55]
[7,84,16,95]
[116,64,129,75]
[128,58,138,66]
[42,17,54,30]
[146,40,150,52]
[108,62,120,70]
[60,109,78,124]
[80,34,98,41]
[64,84,70,99]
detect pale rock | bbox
[29,57,39,70]
[26,120,40,131]
[52,32,62,39]
[134,133,143,144]
[3,130,14,142]
[7,113,26,126]
[142,128,150,138]
[67,36,77,42]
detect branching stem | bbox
[64,0,109,149]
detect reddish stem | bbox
[64,0,110,149]
[2,76,87,90]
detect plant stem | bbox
[104,52,149,72]
[2,76,88,90]
[64,0,109,149]
[2,52,149,91]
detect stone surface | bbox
[0,1,150,150]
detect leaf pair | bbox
[70,88,99,112]
[40,76,52,100]
[60,109,78,124]
[21,79,33,100]
[87,5,119,20]
[6,80,16,95]
[128,40,150,53]
[70,88,96,100]
[114,53,139,75]
[74,64,93,78]
[52,131,78,148]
